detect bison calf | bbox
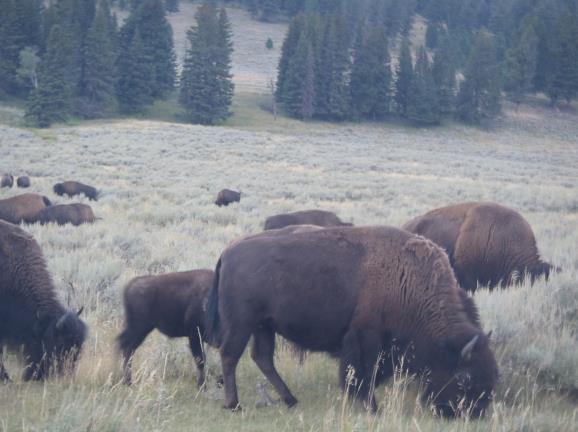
[215,189,240,207]
[0,193,52,224]
[403,201,556,291]
[16,176,30,188]
[264,210,352,231]
[1,174,13,188]
[53,181,98,201]
[117,270,215,387]
[0,220,87,381]
[36,203,96,226]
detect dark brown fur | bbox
[0,193,52,224]
[205,226,498,417]
[264,210,353,230]
[215,189,240,207]
[1,175,13,188]
[53,181,98,201]
[0,221,87,381]
[117,270,215,387]
[16,176,30,188]
[403,202,555,291]
[36,203,96,226]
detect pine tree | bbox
[179,3,234,125]
[456,30,501,125]
[394,37,413,116]
[116,29,154,113]
[120,0,176,99]
[431,35,456,118]
[276,14,307,103]
[77,2,118,118]
[503,22,538,106]
[350,27,392,120]
[546,12,578,105]
[260,0,281,22]
[282,33,316,119]
[25,25,72,127]
[165,0,179,13]
[407,46,440,125]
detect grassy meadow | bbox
[1,4,578,432]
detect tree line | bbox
[0,0,233,127]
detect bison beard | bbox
[0,221,87,381]
[205,226,498,417]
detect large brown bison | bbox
[0,193,52,224]
[0,220,87,381]
[215,189,240,207]
[264,210,353,230]
[117,270,215,387]
[205,226,498,417]
[1,174,13,188]
[53,181,98,201]
[36,203,96,226]
[403,202,555,291]
[16,176,30,188]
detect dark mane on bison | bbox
[205,226,498,417]
[403,201,556,291]
[0,221,87,381]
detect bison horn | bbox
[77,307,84,317]
[55,313,69,330]
[460,335,479,361]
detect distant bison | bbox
[1,174,13,188]
[16,176,30,188]
[36,203,96,226]
[0,220,87,381]
[0,193,52,224]
[53,181,98,201]
[206,226,498,417]
[215,189,240,207]
[117,270,215,387]
[264,210,352,231]
[403,202,556,291]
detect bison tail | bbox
[43,196,52,207]
[204,258,222,348]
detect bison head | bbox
[39,308,87,376]
[424,332,498,418]
[53,183,64,196]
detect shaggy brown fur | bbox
[16,176,30,188]
[117,270,215,387]
[0,221,87,381]
[403,202,555,291]
[205,226,497,417]
[53,181,98,201]
[36,203,96,226]
[1,175,13,188]
[214,189,240,207]
[0,193,52,224]
[264,210,353,230]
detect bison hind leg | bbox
[0,348,11,383]
[188,329,206,389]
[117,326,152,385]
[219,326,252,410]
[250,326,297,408]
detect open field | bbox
[1,98,577,431]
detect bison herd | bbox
[0,178,557,419]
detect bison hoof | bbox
[284,395,298,408]
[223,403,242,412]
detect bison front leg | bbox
[188,329,206,389]
[250,326,298,408]
[0,347,11,383]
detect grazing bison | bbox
[117,270,215,387]
[1,174,13,188]
[206,226,498,417]
[16,176,30,188]
[403,202,556,291]
[0,193,52,224]
[264,210,353,231]
[36,203,96,226]
[215,189,240,207]
[53,181,98,201]
[0,220,87,381]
